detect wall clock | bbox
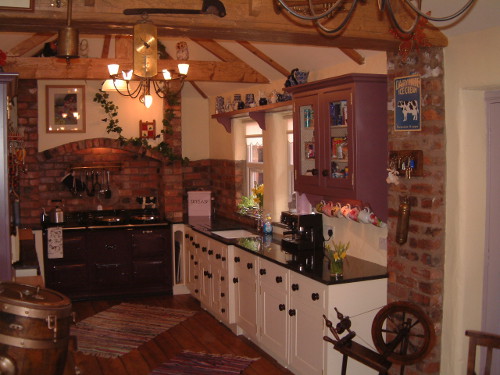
[133,22,158,78]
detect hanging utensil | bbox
[104,170,112,199]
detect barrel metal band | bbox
[0,333,68,349]
[0,303,71,320]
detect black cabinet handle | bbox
[221,308,226,313]
[215,254,221,259]
[104,244,117,251]
[247,262,253,269]
[288,309,296,316]
[233,277,239,283]
[208,250,213,255]
[190,255,194,260]
[260,269,266,275]
[185,233,189,239]
[234,257,240,263]
[204,270,208,276]
[279,304,286,311]
[322,169,329,177]
[221,257,226,262]
[221,292,225,297]
[202,246,207,252]
[311,293,320,301]
[194,261,198,265]
[189,236,193,241]
[306,168,318,176]
[220,276,225,281]
[195,289,198,294]
[208,273,212,279]
[276,276,283,283]
[292,283,299,291]
[194,275,198,280]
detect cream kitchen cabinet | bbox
[184,228,234,325]
[233,246,259,342]
[258,257,327,375]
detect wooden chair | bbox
[466,330,500,375]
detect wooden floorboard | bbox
[64,294,295,375]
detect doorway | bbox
[483,90,500,373]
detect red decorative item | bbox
[139,120,156,139]
[0,49,7,67]
[390,13,431,62]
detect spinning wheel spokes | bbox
[371,301,436,365]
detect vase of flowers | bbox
[324,240,349,278]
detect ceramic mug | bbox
[358,207,374,224]
[335,203,345,218]
[340,204,351,219]
[347,206,360,222]
[322,201,335,216]
[331,202,342,217]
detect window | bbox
[286,117,294,200]
[246,123,263,194]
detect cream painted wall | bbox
[181,83,210,160]
[442,25,500,375]
[38,80,165,152]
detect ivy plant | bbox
[93,90,188,164]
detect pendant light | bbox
[57,0,79,62]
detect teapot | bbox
[50,201,65,223]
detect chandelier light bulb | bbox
[178,63,189,75]
[144,95,153,108]
[162,69,172,80]
[122,70,133,80]
[108,64,120,76]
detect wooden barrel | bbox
[0,282,72,375]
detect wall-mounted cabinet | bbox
[287,74,388,220]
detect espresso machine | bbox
[280,211,324,269]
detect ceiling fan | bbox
[123,0,226,18]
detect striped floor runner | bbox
[71,303,196,358]
[150,351,259,375]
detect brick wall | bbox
[386,47,445,375]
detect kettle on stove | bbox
[50,201,65,224]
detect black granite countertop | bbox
[184,216,388,286]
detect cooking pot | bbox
[50,206,65,224]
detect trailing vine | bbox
[93,90,188,164]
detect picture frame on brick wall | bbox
[0,0,33,11]
[394,74,421,132]
[46,85,86,133]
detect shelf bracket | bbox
[215,117,232,133]
[249,111,266,131]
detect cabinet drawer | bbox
[290,271,327,311]
[259,258,289,293]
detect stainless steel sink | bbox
[211,229,260,239]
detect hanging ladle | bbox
[104,170,112,199]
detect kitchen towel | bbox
[47,226,63,259]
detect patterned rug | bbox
[150,351,259,375]
[71,303,196,358]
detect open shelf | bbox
[211,101,292,132]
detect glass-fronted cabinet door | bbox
[321,88,354,192]
[293,94,320,190]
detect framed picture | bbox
[394,74,421,131]
[0,0,34,11]
[305,141,315,159]
[139,120,156,139]
[46,85,86,133]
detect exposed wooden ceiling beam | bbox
[189,81,208,99]
[339,48,365,65]
[4,57,270,83]
[7,33,55,57]
[237,41,290,77]
[191,38,241,62]
[101,35,111,59]
[0,1,447,50]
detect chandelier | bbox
[275,0,476,35]
[103,15,189,108]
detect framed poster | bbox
[0,0,34,11]
[394,75,421,131]
[46,85,86,133]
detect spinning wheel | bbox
[371,301,436,366]
[323,301,436,375]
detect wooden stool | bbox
[466,330,500,375]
